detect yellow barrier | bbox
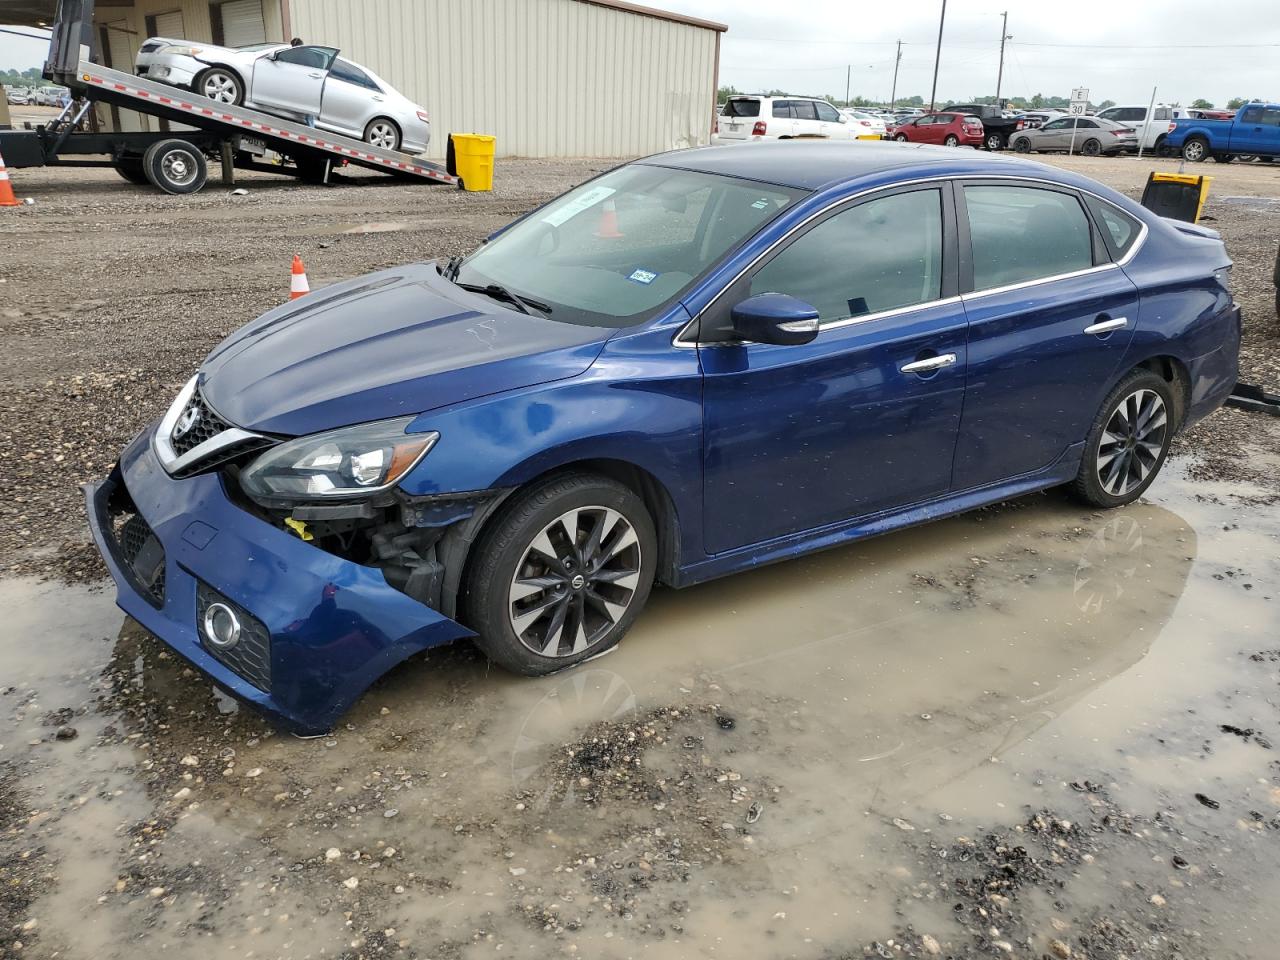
[1141,172,1211,224]
[449,133,495,192]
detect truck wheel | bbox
[1153,135,1171,157]
[1081,138,1102,157]
[461,473,657,676]
[142,139,208,195]
[985,132,1004,151]
[114,156,150,185]
[1181,137,1209,162]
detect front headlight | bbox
[160,44,204,56]
[239,417,437,503]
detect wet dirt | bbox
[4,461,1278,960]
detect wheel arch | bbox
[1132,354,1192,429]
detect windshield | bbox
[453,165,803,328]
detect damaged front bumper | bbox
[85,426,475,735]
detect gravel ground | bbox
[0,152,1277,582]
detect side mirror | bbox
[730,293,819,346]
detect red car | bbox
[889,112,984,147]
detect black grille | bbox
[105,487,166,609]
[196,584,272,692]
[171,390,232,457]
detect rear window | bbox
[724,98,760,118]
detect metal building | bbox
[59,0,726,157]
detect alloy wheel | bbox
[1095,388,1168,497]
[367,121,399,150]
[508,506,642,658]
[202,71,238,103]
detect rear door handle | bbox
[900,353,957,374]
[1084,316,1128,335]
[308,71,324,78]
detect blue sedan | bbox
[87,142,1240,734]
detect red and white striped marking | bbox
[84,70,456,183]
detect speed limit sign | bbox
[1069,101,1088,116]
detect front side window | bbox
[275,45,338,70]
[1042,118,1069,130]
[965,185,1093,290]
[748,189,944,323]
[815,101,841,122]
[1241,106,1263,123]
[456,166,803,327]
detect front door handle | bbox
[1084,316,1128,335]
[900,353,957,374]
[308,71,324,78]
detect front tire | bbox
[195,67,243,106]
[1081,138,1102,157]
[462,474,657,676]
[1012,136,1031,153]
[894,133,908,142]
[944,134,960,147]
[364,117,401,151]
[1072,369,1175,508]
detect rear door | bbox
[953,181,1139,489]
[321,57,381,136]
[790,100,821,137]
[719,97,761,140]
[251,44,338,118]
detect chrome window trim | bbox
[960,263,1118,303]
[672,173,1151,349]
[153,374,270,476]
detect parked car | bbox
[717,95,856,141]
[890,112,984,147]
[1167,102,1280,163]
[5,88,30,105]
[1095,103,1180,154]
[840,109,887,138]
[941,103,1026,150]
[1009,116,1137,156]
[133,38,431,153]
[85,142,1239,733]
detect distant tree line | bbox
[1,67,46,87]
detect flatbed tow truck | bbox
[0,0,458,194]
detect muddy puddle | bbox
[3,463,1279,959]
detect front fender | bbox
[400,324,706,565]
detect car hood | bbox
[199,264,612,436]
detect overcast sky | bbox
[3,1,1277,108]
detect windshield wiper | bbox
[455,281,552,317]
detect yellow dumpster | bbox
[448,133,495,192]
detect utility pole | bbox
[890,40,902,109]
[845,64,851,107]
[929,0,947,111]
[995,12,1011,106]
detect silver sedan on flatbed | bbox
[134,39,431,154]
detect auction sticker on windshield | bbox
[541,185,617,227]
[628,269,658,285]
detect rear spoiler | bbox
[1166,218,1220,241]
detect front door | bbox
[952,181,1139,489]
[251,45,338,118]
[1229,104,1280,154]
[700,186,968,554]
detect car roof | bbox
[640,140,1064,192]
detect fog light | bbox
[202,601,241,649]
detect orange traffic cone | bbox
[289,254,310,300]
[594,198,623,239]
[0,147,23,208]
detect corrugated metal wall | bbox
[286,0,719,158]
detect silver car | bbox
[1010,116,1137,156]
[134,39,430,154]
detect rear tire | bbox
[985,132,1004,151]
[141,138,208,194]
[195,67,243,106]
[1212,153,1235,163]
[1072,369,1175,508]
[364,117,401,151]
[461,474,658,676]
[1182,137,1209,162]
[114,156,150,185]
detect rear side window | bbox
[964,186,1094,290]
[1084,196,1141,259]
[724,98,760,118]
[772,100,793,118]
[791,100,818,121]
[749,189,944,322]
[329,59,378,90]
